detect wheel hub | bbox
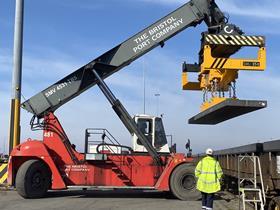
[181,174,195,190]
[32,172,43,189]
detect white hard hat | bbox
[206,148,213,155]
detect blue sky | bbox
[1,0,280,154]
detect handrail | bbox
[85,128,142,166]
[87,128,121,146]
[85,128,131,155]
[257,156,266,205]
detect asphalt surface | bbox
[0,189,244,210]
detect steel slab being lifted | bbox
[188,99,267,125]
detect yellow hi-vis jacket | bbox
[195,156,223,193]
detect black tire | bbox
[268,196,280,210]
[16,159,51,198]
[170,163,201,201]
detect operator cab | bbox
[133,115,170,153]
[85,114,170,157]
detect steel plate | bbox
[188,99,267,125]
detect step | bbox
[68,185,155,190]
[85,154,107,161]
[112,167,119,171]
[244,199,262,202]
[240,188,261,192]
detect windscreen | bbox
[154,118,167,148]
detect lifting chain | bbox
[232,80,237,98]
[203,88,207,102]
[228,81,237,99]
[203,79,238,104]
[210,79,219,98]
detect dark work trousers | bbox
[201,192,214,209]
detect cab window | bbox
[136,118,153,145]
[154,118,167,148]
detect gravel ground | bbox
[0,189,245,210]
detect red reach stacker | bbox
[8,0,243,199]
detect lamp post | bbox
[143,60,146,114]
[154,93,160,116]
[9,0,24,153]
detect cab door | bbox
[133,118,153,152]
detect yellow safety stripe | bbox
[0,163,8,184]
[205,34,265,46]
[199,179,218,185]
[0,172,8,183]
[0,164,6,172]
[200,171,217,174]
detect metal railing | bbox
[84,128,132,155]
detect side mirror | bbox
[185,139,191,150]
[185,139,192,157]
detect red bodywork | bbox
[8,113,193,191]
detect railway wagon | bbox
[214,139,280,209]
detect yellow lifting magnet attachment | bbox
[182,34,267,124]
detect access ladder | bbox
[238,155,266,210]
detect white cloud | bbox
[136,0,280,20]
[133,0,280,35]
[217,0,280,20]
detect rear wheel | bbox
[268,197,280,210]
[170,163,200,200]
[16,159,51,198]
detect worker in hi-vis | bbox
[195,148,223,210]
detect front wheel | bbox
[16,159,51,198]
[170,163,200,200]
